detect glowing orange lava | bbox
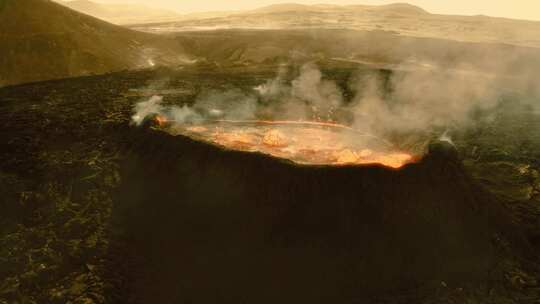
[157,118,414,168]
[262,129,288,147]
[155,115,168,126]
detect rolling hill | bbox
[57,0,180,25]
[174,29,540,80]
[0,0,190,87]
[250,2,428,15]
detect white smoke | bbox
[291,63,343,113]
[253,63,344,120]
[131,95,164,126]
[352,68,499,134]
[168,105,201,123]
[254,65,288,97]
[194,89,258,121]
[132,60,537,151]
[251,61,538,149]
[131,95,201,126]
[131,63,347,127]
[439,130,455,146]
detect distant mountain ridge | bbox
[58,0,180,24]
[251,2,428,14]
[0,0,189,87]
[130,2,540,49]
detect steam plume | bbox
[132,60,538,152]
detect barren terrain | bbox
[1,65,539,303]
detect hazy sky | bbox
[92,0,540,21]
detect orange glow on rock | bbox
[155,115,168,127]
[161,120,414,169]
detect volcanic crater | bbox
[114,121,517,303]
[157,118,415,168]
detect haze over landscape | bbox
[4,0,540,87]
[56,0,540,21]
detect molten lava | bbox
[156,117,413,168]
[155,115,168,127]
[262,129,289,147]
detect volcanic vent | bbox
[114,122,514,303]
[115,65,525,302]
[159,118,413,168]
[131,88,416,169]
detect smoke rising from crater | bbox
[348,68,500,135]
[131,62,347,125]
[131,95,202,125]
[132,59,538,149]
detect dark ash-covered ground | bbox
[0,65,539,303]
